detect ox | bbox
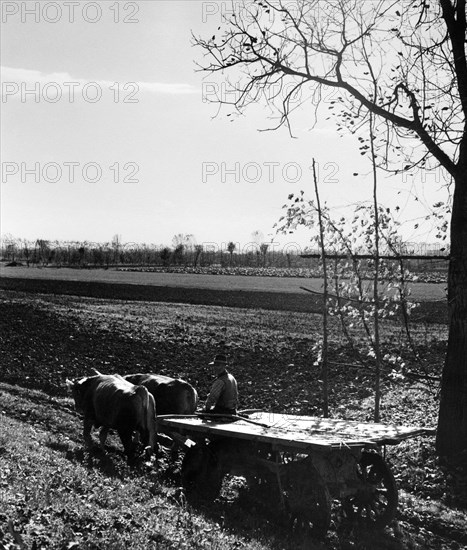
[124,374,198,457]
[66,373,157,460]
[124,374,198,415]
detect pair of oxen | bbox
[66,372,198,461]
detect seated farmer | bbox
[204,354,238,415]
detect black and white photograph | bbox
[1,1,466,548]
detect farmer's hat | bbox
[209,354,228,366]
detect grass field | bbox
[0,277,465,549]
[0,265,448,300]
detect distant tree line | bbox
[0,234,313,269]
[0,233,448,273]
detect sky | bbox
[0,0,452,252]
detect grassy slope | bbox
[1,386,296,550]
[0,289,465,549]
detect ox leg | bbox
[99,427,110,451]
[132,430,150,458]
[142,429,158,459]
[83,418,94,449]
[117,427,135,460]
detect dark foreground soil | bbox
[0,287,465,549]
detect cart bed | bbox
[158,412,435,452]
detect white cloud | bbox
[0,66,198,96]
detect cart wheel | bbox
[282,459,331,540]
[343,450,398,529]
[181,443,222,501]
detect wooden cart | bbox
[157,411,435,539]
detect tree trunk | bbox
[312,159,329,418]
[436,172,467,460]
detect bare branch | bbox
[193,0,461,177]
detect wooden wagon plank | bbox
[158,411,435,452]
[160,418,378,450]
[247,413,436,444]
[159,417,337,451]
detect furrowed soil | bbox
[0,286,465,550]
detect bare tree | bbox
[111,234,121,266]
[259,242,269,266]
[78,244,86,267]
[227,241,236,267]
[21,239,31,267]
[34,239,50,266]
[194,244,204,267]
[160,247,171,267]
[251,230,264,266]
[312,159,329,418]
[2,233,17,262]
[194,0,467,461]
[173,244,184,265]
[172,234,198,265]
